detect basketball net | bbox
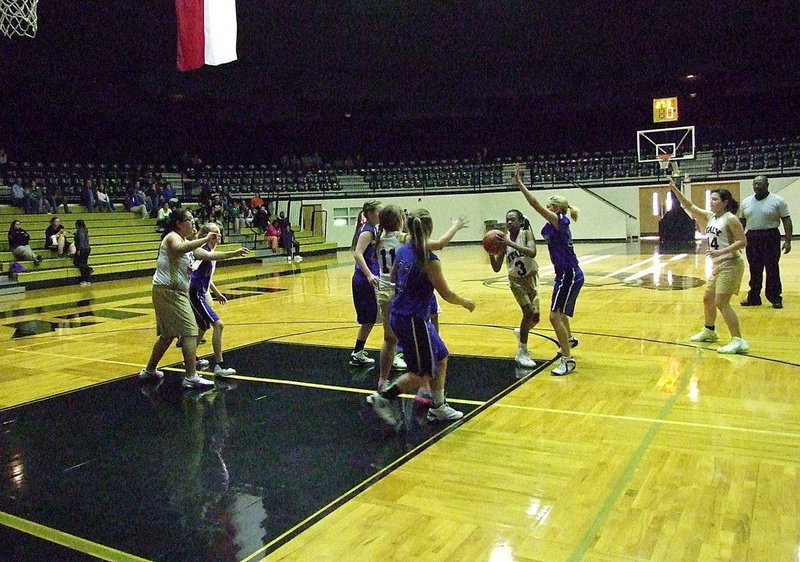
[0,0,38,38]
[657,153,672,171]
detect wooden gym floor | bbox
[0,241,798,561]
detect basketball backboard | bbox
[636,125,695,163]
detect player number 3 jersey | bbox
[505,229,538,278]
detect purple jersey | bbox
[390,243,439,319]
[189,244,216,294]
[541,214,583,278]
[353,222,379,278]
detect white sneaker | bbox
[717,337,750,354]
[427,402,464,422]
[79,281,91,286]
[392,353,407,370]
[287,256,293,262]
[551,355,576,376]
[213,364,236,376]
[366,393,401,428]
[196,358,210,369]
[515,350,537,368]
[293,255,303,262]
[349,350,375,366]
[181,374,215,389]
[138,367,164,380]
[690,328,720,342]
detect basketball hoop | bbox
[657,153,672,171]
[0,0,38,38]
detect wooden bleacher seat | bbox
[1,206,251,288]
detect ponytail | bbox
[351,200,381,250]
[407,208,433,264]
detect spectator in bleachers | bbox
[146,181,161,215]
[156,201,172,232]
[81,179,96,212]
[233,200,252,234]
[250,191,264,211]
[264,219,281,252]
[162,182,176,204]
[73,219,92,286]
[10,177,29,212]
[0,147,7,169]
[29,179,50,214]
[46,183,70,214]
[129,187,148,219]
[7,220,43,265]
[251,205,269,233]
[95,186,115,212]
[45,216,76,257]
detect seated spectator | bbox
[10,177,29,212]
[95,186,115,212]
[81,179,96,213]
[145,181,161,215]
[156,201,171,232]
[264,220,281,252]
[227,199,242,234]
[8,220,43,264]
[162,182,176,204]
[45,216,76,257]
[250,191,264,211]
[251,205,269,232]
[29,180,51,214]
[129,188,148,219]
[238,202,254,233]
[46,183,70,214]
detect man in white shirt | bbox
[740,175,792,308]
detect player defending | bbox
[668,167,750,353]
[367,208,475,428]
[490,209,539,368]
[190,223,250,375]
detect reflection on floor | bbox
[0,340,534,560]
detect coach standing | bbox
[740,175,792,308]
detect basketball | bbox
[482,229,506,254]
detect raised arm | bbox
[193,245,250,262]
[513,164,560,227]
[425,259,475,312]
[428,215,469,250]
[668,174,710,225]
[165,231,217,256]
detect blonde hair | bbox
[407,208,433,264]
[548,195,580,221]
[197,222,220,237]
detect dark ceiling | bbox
[2,1,799,162]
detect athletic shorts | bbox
[352,273,378,325]
[551,268,584,317]
[189,288,220,331]
[152,285,198,339]
[707,254,744,296]
[510,272,540,313]
[389,313,448,376]
[377,284,393,324]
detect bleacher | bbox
[0,207,252,290]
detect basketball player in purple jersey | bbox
[367,208,475,428]
[189,223,250,376]
[514,165,583,375]
[350,200,382,366]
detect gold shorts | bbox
[707,255,744,296]
[509,272,540,313]
[152,285,198,339]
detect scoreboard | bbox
[653,97,679,123]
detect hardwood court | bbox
[1,242,798,561]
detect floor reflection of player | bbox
[154,388,238,559]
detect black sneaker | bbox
[772,300,784,309]
[740,299,762,306]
